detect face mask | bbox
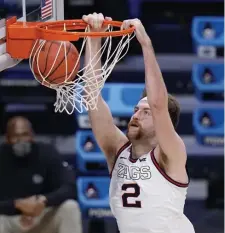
[12,142,32,157]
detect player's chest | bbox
[113,158,153,182]
[110,161,164,209]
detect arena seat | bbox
[192,16,224,57]
[76,130,107,174]
[193,107,224,146]
[77,177,112,218]
[192,63,224,101]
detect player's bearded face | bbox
[127,99,154,140]
[127,118,154,140]
[127,119,143,140]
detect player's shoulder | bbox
[109,141,131,176]
[116,140,131,157]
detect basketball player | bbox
[83,13,195,233]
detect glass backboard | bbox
[5,0,64,22]
[0,0,64,72]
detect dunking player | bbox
[83,13,195,233]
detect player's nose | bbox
[133,111,140,120]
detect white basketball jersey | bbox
[109,142,195,233]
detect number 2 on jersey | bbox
[122,183,141,208]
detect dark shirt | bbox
[0,143,76,215]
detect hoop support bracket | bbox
[6,17,40,59]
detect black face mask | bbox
[12,141,33,157]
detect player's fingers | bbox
[82,15,88,23]
[134,18,141,27]
[126,20,132,29]
[98,13,104,29]
[105,17,112,26]
[92,12,100,29]
[92,12,98,29]
[121,20,129,30]
[122,19,141,31]
[98,13,104,20]
[105,17,112,21]
[84,14,93,22]
[104,17,112,29]
[120,20,125,30]
[87,14,94,28]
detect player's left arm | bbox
[122,19,186,165]
[142,42,186,164]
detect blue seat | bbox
[192,63,224,101]
[192,17,224,56]
[77,177,112,218]
[76,83,145,129]
[192,17,224,46]
[193,107,224,146]
[101,83,145,115]
[75,130,108,174]
[78,83,145,116]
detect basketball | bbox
[31,41,80,87]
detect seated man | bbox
[0,116,82,233]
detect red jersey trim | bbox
[150,149,189,188]
[109,141,131,177]
[129,155,138,163]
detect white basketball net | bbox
[29,25,135,114]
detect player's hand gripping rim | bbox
[82,12,112,32]
[121,18,151,47]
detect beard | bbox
[126,120,143,141]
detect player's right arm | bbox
[83,13,128,171]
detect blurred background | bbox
[1,0,224,233]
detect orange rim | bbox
[36,20,135,41]
[6,17,135,59]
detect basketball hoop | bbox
[6,17,135,114]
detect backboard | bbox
[0,0,64,71]
[5,0,64,22]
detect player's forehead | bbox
[136,97,150,109]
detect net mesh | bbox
[29,25,135,114]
